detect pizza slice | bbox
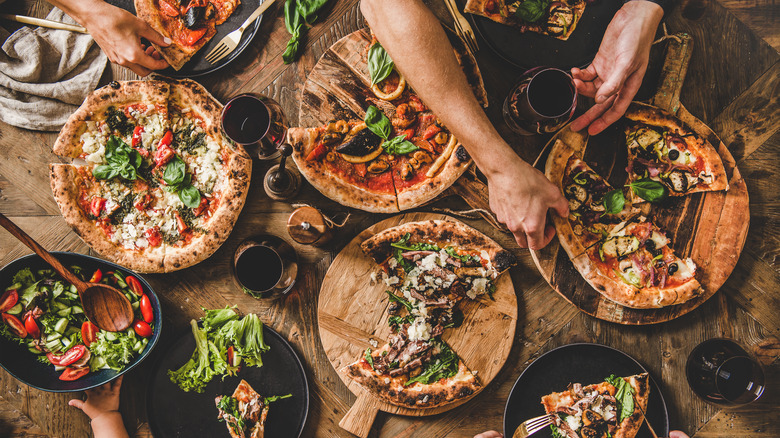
[215,379,290,438]
[623,103,729,200]
[464,0,587,40]
[541,373,649,438]
[572,216,702,308]
[135,0,240,70]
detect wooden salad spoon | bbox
[0,213,134,332]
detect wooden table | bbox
[1,0,778,437]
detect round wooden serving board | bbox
[317,212,517,435]
[530,112,749,325]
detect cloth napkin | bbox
[0,8,108,131]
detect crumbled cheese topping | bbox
[407,318,432,342]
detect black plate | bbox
[146,324,309,438]
[468,1,622,70]
[108,0,263,77]
[0,252,163,392]
[504,343,669,437]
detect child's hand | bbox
[69,375,123,420]
[474,432,503,438]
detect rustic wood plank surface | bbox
[0,0,778,437]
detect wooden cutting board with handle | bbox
[317,212,517,437]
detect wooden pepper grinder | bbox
[264,143,302,201]
[287,206,333,247]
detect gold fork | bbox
[204,0,277,64]
[512,413,556,438]
[442,0,479,57]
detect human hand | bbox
[570,0,664,135]
[474,431,503,438]
[486,154,569,250]
[68,375,123,420]
[81,0,170,76]
[669,431,690,438]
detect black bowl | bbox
[0,252,163,392]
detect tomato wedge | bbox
[0,289,18,313]
[2,314,27,338]
[58,345,87,366]
[89,269,103,283]
[24,315,40,339]
[59,367,90,381]
[125,276,143,296]
[227,346,235,366]
[47,353,65,366]
[133,320,153,338]
[140,294,153,323]
[81,321,99,347]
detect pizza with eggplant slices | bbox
[50,79,251,273]
[135,0,240,70]
[464,0,587,40]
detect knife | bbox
[635,396,660,438]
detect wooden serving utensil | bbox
[0,213,134,332]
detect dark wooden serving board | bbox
[317,212,517,437]
[529,34,751,325]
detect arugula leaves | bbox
[404,342,459,386]
[364,106,418,156]
[283,0,330,64]
[386,290,413,311]
[368,43,394,85]
[364,347,374,370]
[605,374,635,421]
[391,233,439,252]
[515,0,551,23]
[388,315,414,331]
[264,394,293,404]
[93,136,142,181]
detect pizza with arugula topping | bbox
[50,79,251,273]
[342,220,516,408]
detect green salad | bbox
[0,266,155,381]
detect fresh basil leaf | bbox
[368,43,394,85]
[296,0,329,24]
[382,135,418,156]
[118,164,137,181]
[93,165,118,180]
[163,156,187,186]
[130,149,142,168]
[515,0,550,23]
[364,347,374,370]
[629,178,668,202]
[179,185,201,208]
[602,189,625,215]
[284,0,300,34]
[364,105,392,140]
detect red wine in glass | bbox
[232,235,299,299]
[503,67,577,135]
[221,94,289,160]
[685,338,765,406]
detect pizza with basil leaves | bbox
[343,220,516,408]
[464,0,587,40]
[50,79,251,273]
[541,373,649,438]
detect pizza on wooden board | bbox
[288,31,487,213]
[464,0,587,40]
[546,139,704,308]
[342,220,516,409]
[50,78,251,273]
[135,0,240,70]
[541,373,649,438]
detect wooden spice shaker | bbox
[287,206,333,246]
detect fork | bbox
[512,413,556,438]
[442,0,479,57]
[204,0,277,64]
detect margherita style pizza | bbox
[542,374,649,438]
[624,103,729,200]
[343,220,516,408]
[50,79,251,273]
[135,0,240,70]
[464,0,587,40]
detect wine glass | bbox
[231,235,299,299]
[686,338,765,406]
[221,93,289,160]
[502,67,577,135]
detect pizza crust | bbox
[395,144,471,211]
[464,0,586,41]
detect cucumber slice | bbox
[54,365,66,372]
[5,282,21,292]
[52,282,65,298]
[131,302,140,311]
[6,303,23,315]
[27,346,43,355]
[52,300,68,311]
[54,318,69,334]
[113,272,125,282]
[64,326,80,337]
[45,339,62,352]
[69,284,77,294]
[104,332,118,341]
[61,337,73,350]
[56,307,72,317]
[46,332,62,342]
[116,280,128,289]
[141,337,149,347]
[132,341,143,352]
[72,306,84,315]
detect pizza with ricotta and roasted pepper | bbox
[135,0,240,70]
[464,0,588,40]
[50,79,251,273]
[342,220,516,408]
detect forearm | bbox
[360,0,527,177]
[46,0,105,27]
[90,412,130,438]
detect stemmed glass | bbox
[221,93,288,160]
[502,67,577,135]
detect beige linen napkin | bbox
[0,8,107,131]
